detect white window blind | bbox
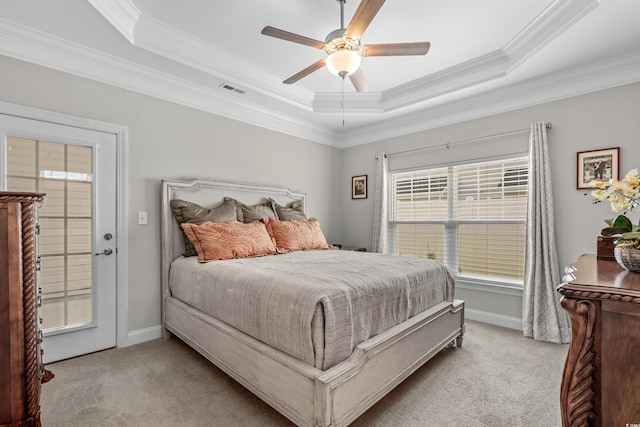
[390,156,528,284]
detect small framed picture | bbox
[576,147,619,189]
[352,175,367,199]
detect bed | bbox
[161,178,465,426]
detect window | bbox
[389,156,528,285]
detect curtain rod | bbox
[387,122,552,158]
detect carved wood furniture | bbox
[0,192,45,427]
[557,254,640,427]
[161,178,465,427]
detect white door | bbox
[0,115,117,363]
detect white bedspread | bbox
[169,249,455,370]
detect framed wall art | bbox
[576,147,619,189]
[352,175,367,199]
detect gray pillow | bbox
[170,199,240,256]
[224,197,277,223]
[270,198,306,221]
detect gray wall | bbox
[3,52,639,333]
[341,82,640,320]
[0,55,343,333]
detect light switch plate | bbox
[138,211,148,225]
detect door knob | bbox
[95,248,114,256]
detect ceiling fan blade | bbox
[261,26,325,49]
[349,69,369,92]
[345,0,386,40]
[361,42,431,57]
[283,58,327,84]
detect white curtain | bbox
[522,122,571,343]
[372,152,389,253]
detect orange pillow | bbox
[262,217,332,253]
[181,221,277,262]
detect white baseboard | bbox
[126,325,162,346]
[465,308,522,330]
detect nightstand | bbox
[339,246,367,252]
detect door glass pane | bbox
[5,136,93,332]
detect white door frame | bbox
[0,100,129,348]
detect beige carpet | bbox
[41,320,568,426]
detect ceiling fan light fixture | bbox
[326,49,361,77]
[262,0,430,91]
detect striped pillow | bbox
[181,221,277,262]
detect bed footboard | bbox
[165,296,464,427]
[315,300,464,426]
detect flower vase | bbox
[613,246,640,273]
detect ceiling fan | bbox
[261,0,430,93]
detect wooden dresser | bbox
[0,192,46,427]
[557,254,640,427]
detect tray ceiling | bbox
[1,0,639,147]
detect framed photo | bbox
[352,175,367,199]
[576,147,619,189]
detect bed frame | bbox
[161,178,465,427]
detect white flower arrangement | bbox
[589,168,640,248]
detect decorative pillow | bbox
[224,197,277,223]
[222,197,244,222]
[170,199,241,256]
[262,217,332,253]
[270,199,306,221]
[181,221,277,262]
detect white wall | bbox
[341,82,640,323]
[0,55,343,335]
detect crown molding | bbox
[88,0,599,115]
[132,14,315,112]
[314,0,600,113]
[380,51,510,112]
[313,92,383,113]
[0,18,337,146]
[504,0,599,71]
[338,50,640,148]
[1,0,636,151]
[88,0,140,44]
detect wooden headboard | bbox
[160,178,306,326]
